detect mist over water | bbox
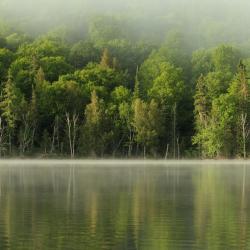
[1,159,250,167]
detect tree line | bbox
[0,20,250,158]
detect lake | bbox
[0,160,249,249]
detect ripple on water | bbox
[0,163,249,249]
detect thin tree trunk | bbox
[0,118,6,157]
[50,123,56,154]
[72,113,79,158]
[113,135,124,157]
[165,144,169,160]
[9,133,12,156]
[173,103,177,159]
[128,129,133,158]
[66,113,73,158]
[66,113,79,158]
[177,137,180,159]
[56,116,60,152]
[241,113,249,159]
[31,127,35,152]
[0,129,4,157]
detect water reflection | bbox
[0,164,249,249]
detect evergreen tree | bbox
[100,48,112,68]
[193,74,210,156]
[133,98,163,157]
[228,62,250,158]
[133,66,140,100]
[0,78,23,130]
[82,90,105,156]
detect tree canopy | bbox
[0,17,249,159]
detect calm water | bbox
[0,161,249,250]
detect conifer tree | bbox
[100,48,112,68]
[83,90,105,156]
[133,98,163,157]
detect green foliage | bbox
[89,16,126,46]
[133,98,163,154]
[100,48,113,68]
[6,33,31,51]
[211,45,240,73]
[0,36,6,48]
[149,62,184,106]
[71,63,128,100]
[194,94,236,158]
[0,79,24,130]
[0,48,14,82]
[40,56,72,82]
[82,90,106,156]
[8,57,37,98]
[0,17,249,158]
[193,60,250,158]
[18,38,69,59]
[191,49,213,81]
[69,41,99,69]
[44,79,85,116]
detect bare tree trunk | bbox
[0,118,6,157]
[128,129,133,158]
[165,144,169,160]
[56,116,60,152]
[8,133,12,156]
[143,145,146,159]
[31,127,36,151]
[113,135,124,158]
[241,113,249,159]
[72,113,79,158]
[66,113,79,158]
[66,113,73,158]
[20,114,33,155]
[177,137,180,159]
[173,103,177,159]
[50,122,56,154]
[18,110,37,155]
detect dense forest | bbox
[1,0,250,158]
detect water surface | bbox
[0,161,249,249]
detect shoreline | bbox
[0,159,250,166]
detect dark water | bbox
[0,162,249,250]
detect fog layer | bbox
[1,0,250,47]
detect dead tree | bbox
[241,113,250,159]
[0,117,7,157]
[173,102,177,159]
[66,113,79,158]
[19,113,35,154]
[165,144,169,160]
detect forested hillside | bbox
[0,1,250,158]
